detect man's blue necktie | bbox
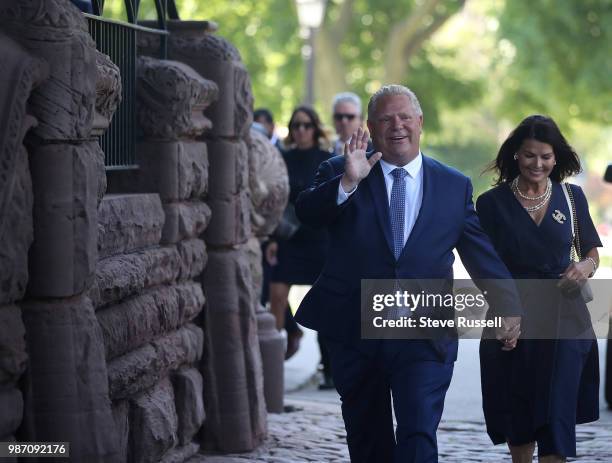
[390,168,407,260]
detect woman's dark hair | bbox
[285,105,328,148]
[485,114,581,185]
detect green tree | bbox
[495,0,612,129]
[107,0,481,129]
[316,0,481,130]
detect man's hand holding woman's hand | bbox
[340,127,382,193]
[496,316,521,351]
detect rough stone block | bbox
[136,56,218,140]
[171,368,205,445]
[108,324,203,400]
[175,282,205,323]
[202,248,252,316]
[200,247,267,451]
[168,33,253,139]
[98,287,179,360]
[161,201,212,244]
[246,236,263,307]
[97,283,204,360]
[98,193,165,259]
[159,442,199,463]
[0,0,97,140]
[0,33,46,305]
[20,295,118,461]
[129,378,178,463]
[207,139,248,200]
[91,246,181,309]
[0,305,27,386]
[93,50,122,138]
[177,239,207,281]
[111,400,129,463]
[247,128,289,238]
[0,148,33,305]
[28,142,103,298]
[136,141,209,201]
[0,388,23,438]
[204,190,251,247]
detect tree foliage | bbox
[108,0,479,128]
[315,0,481,130]
[495,0,612,129]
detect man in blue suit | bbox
[294,85,522,462]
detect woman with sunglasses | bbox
[268,107,332,374]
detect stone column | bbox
[166,26,268,452]
[0,32,47,461]
[94,55,216,462]
[247,128,289,413]
[0,1,117,461]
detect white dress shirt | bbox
[337,153,424,245]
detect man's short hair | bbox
[367,85,423,120]
[332,92,362,115]
[253,108,274,124]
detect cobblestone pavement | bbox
[195,392,612,463]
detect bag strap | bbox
[562,182,581,260]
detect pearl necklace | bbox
[511,177,551,212]
[511,176,551,200]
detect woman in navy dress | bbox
[268,106,332,372]
[477,115,602,462]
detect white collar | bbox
[379,152,423,179]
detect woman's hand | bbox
[558,260,593,292]
[340,127,382,192]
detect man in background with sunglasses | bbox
[331,92,372,156]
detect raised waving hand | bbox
[340,127,382,192]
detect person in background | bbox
[478,115,602,463]
[251,108,305,358]
[331,92,371,156]
[268,107,331,377]
[254,108,284,154]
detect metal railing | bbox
[85,0,172,169]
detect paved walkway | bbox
[198,392,612,462]
[197,283,612,462]
[197,337,612,462]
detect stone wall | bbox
[0,1,118,461]
[98,54,218,462]
[0,2,290,461]
[0,32,46,461]
[163,24,270,452]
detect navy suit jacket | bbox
[294,154,521,360]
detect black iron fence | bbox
[84,0,172,169]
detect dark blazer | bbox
[294,153,521,359]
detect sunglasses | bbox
[333,113,358,122]
[290,121,314,130]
